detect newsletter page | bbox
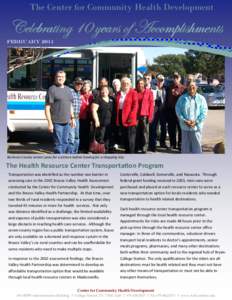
[1,1,232,299]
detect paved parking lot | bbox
[202,108,225,152]
[7,109,225,154]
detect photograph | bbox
[2,1,232,300]
[7,46,225,154]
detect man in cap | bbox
[67,77,83,154]
[175,81,208,153]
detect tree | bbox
[148,54,188,78]
[148,50,224,81]
[8,48,45,74]
[185,50,224,80]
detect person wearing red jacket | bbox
[135,78,154,153]
[79,80,93,152]
[115,77,138,153]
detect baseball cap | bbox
[73,77,83,84]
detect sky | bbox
[142,47,188,65]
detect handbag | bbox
[89,138,105,154]
[89,125,105,154]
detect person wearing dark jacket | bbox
[91,86,114,152]
[166,73,185,150]
[149,74,167,151]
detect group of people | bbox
[45,70,208,154]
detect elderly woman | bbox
[175,81,208,153]
[79,80,93,152]
[112,78,121,96]
[110,78,121,149]
[91,86,114,152]
[135,78,154,153]
[115,77,138,153]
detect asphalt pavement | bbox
[7,109,225,154]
